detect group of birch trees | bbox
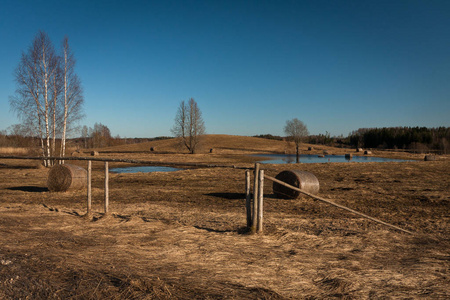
[10,31,84,166]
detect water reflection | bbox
[110,166,181,173]
[253,154,408,164]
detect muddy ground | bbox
[0,148,449,299]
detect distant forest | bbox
[254,127,449,154]
[348,127,449,154]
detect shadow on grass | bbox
[7,186,48,192]
[205,192,245,199]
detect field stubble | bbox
[0,148,449,299]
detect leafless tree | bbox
[10,31,84,165]
[60,36,84,160]
[81,125,89,148]
[171,98,205,154]
[91,123,112,148]
[284,118,309,163]
[10,31,58,165]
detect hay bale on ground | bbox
[47,164,87,192]
[424,155,436,161]
[91,151,99,156]
[364,150,372,155]
[273,170,320,199]
[357,148,363,152]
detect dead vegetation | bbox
[0,135,449,299]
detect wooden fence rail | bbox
[264,174,414,235]
[0,155,248,169]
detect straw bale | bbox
[47,164,87,192]
[364,150,372,155]
[424,155,436,161]
[273,170,320,199]
[91,151,99,156]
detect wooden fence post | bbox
[245,169,252,228]
[251,163,260,233]
[87,160,92,216]
[257,169,264,233]
[104,161,109,214]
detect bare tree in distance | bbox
[284,118,309,163]
[171,98,205,154]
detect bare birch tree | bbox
[10,31,57,165]
[284,118,309,163]
[60,36,84,161]
[171,98,205,154]
[10,31,84,166]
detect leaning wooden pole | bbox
[265,175,414,235]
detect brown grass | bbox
[0,135,449,299]
[0,147,32,155]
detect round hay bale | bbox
[364,150,372,155]
[273,170,320,199]
[47,164,87,192]
[424,155,436,161]
[91,151,99,156]
[357,148,363,152]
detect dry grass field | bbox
[1,135,449,299]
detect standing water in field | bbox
[253,154,409,164]
[110,166,181,173]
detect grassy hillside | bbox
[86,134,341,155]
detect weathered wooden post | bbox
[257,169,264,233]
[104,161,109,214]
[87,160,92,216]
[245,169,252,228]
[251,163,260,233]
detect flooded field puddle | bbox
[253,154,409,164]
[110,166,181,173]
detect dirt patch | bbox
[0,151,449,299]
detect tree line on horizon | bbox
[2,124,448,155]
[349,126,449,154]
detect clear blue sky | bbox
[1,0,449,138]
